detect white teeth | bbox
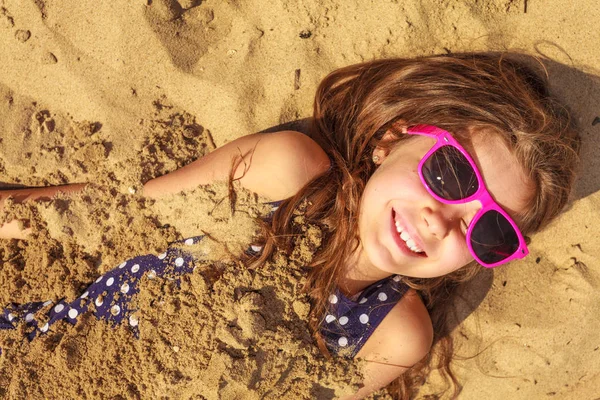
[395,222,424,253]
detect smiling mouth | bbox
[391,209,427,257]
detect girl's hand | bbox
[0,183,87,240]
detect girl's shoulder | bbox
[250,130,331,200]
[361,288,432,359]
[351,289,433,393]
[384,289,433,353]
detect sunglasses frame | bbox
[406,124,529,268]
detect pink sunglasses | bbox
[407,124,529,268]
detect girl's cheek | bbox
[446,236,473,270]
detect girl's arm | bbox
[142,130,330,200]
[0,131,329,240]
[0,183,87,239]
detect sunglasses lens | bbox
[470,210,520,264]
[423,145,479,200]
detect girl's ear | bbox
[372,121,408,165]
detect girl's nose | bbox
[421,207,452,240]
[422,202,481,240]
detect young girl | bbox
[0,52,580,399]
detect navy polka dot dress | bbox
[0,234,211,344]
[1,202,409,358]
[319,275,409,357]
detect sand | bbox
[0,182,362,399]
[0,0,599,398]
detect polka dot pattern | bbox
[319,275,409,358]
[359,314,369,324]
[0,202,288,352]
[111,305,121,316]
[0,232,206,344]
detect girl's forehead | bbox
[466,133,533,219]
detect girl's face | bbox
[357,130,533,279]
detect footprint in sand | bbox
[559,243,597,287]
[144,0,223,73]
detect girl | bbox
[0,53,580,399]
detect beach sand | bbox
[0,0,599,398]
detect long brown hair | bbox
[245,53,581,398]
